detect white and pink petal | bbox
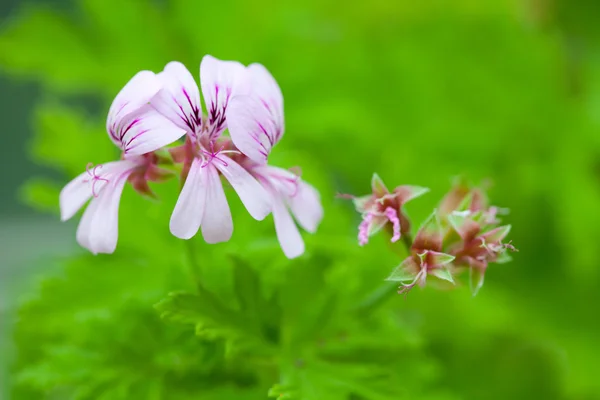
[270,187,305,259]
[107,71,162,147]
[200,55,247,140]
[118,105,187,156]
[200,164,233,244]
[169,158,207,240]
[287,181,323,234]
[213,155,271,221]
[75,161,138,254]
[226,95,277,163]
[152,61,203,134]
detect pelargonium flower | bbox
[343,174,428,246]
[386,213,455,294]
[225,61,323,258]
[60,71,186,254]
[447,211,514,295]
[438,179,506,226]
[151,56,271,243]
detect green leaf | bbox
[154,290,268,347]
[231,256,263,319]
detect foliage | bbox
[3,0,600,399]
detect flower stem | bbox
[354,233,413,315]
[185,240,203,289]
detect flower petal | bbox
[60,171,97,221]
[200,55,246,140]
[288,181,323,233]
[60,161,135,221]
[226,94,277,163]
[152,61,203,134]
[213,155,271,221]
[107,70,162,147]
[170,158,207,239]
[75,161,138,254]
[270,188,304,259]
[201,164,233,244]
[247,63,284,137]
[119,105,187,156]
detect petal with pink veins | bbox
[226,94,277,163]
[75,161,138,254]
[200,164,233,243]
[120,105,187,156]
[169,158,207,240]
[213,155,271,221]
[270,187,305,259]
[60,160,137,221]
[152,61,203,134]
[200,55,247,140]
[288,181,323,233]
[247,63,284,134]
[107,71,162,147]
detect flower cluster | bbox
[60,55,323,258]
[347,176,516,295]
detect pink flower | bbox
[343,174,429,246]
[151,56,271,243]
[448,212,514,295]
[249,164,323,258]
[60,71,186,254]
[386,213,455,294]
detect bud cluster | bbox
[347,176,517,296]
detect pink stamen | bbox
[358,213,373,246]
[200,143,229,168]
[82,163,109,197]
[384,207,401,243]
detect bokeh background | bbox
[1,0,600,399]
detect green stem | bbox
[355,233,413,315]
[185,240,202,289]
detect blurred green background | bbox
[1,0,600,399]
